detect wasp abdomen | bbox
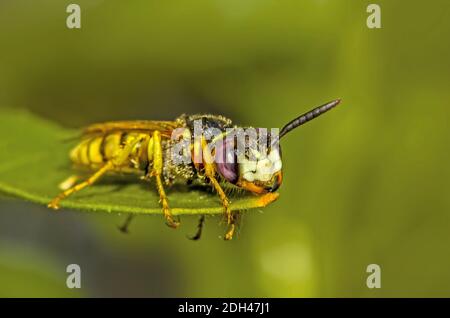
[70,132,150,171]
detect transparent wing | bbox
[82,120,180,138]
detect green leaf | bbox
[0,108,279,215]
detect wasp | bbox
[48,99,341,240]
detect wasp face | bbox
[213,98,342,195]
[215,134,283,194]
[236,147,283,194]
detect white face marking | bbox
[239,149,282,182]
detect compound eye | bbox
[215,137,238,184]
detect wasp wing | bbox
[82,120,180,138]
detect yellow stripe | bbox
[70,144,80,164]
[78,139,91,165]
[69,132,153,172]
[103,133,122,160]
[87,136,104,164]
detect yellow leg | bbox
[58,174,80,191]
[208,175,231,221]
[48,136,143,210]
[48,161,113,209]
[201,138,234,240]
[224,222,235,241]
[225,211,242,240]
[150,131,179,229]
[208,176,235,240]
[156,175,178,228]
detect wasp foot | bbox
[47,198,61,210]
[224,223,235,241]
[163,205,180,229]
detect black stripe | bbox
[86,137,94,164]
[99,135,107,162]
[120,132,128,146]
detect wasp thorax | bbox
[167,121,283,192]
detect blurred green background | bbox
[1,0,450,297]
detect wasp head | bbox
[214,129,283,194]
[214,99,341,194]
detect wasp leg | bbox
[48,136,143,210]
[224,212,237,241]
[58,175,80,191]
[201,139,234,239]
[118,214,135,234]
[47,161,114,209]
[149,130,179,229]
[208,175,232,222]
[200,138,232,222]
[205,171,235,240]
[188,215,205,240]
[155,175,179,228]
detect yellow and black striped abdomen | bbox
[70,132,151,171]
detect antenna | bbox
[279,99,341,139]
